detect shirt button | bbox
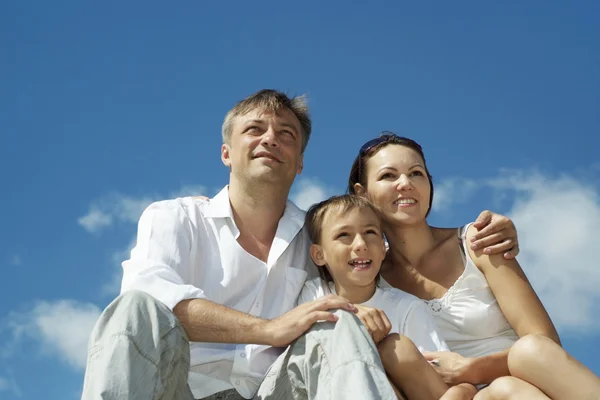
[241,352,246,358]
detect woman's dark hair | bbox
[347,132,434,217]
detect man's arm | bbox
[174,295,358,347]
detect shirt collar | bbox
[204,185,306,231]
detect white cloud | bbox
[432,178,478,212]
[434,170,600,333]
[0,374,21,397]
[7,300,101,370]
[487,171,600,333]
[9,255,22,266]
[77,184,209,234]
[77,208,113,233]
[291,178,337,210]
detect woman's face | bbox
[361,144,431,226]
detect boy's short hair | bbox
[305,194,382,245]
[221,89,312,153]
[305,194,383,283]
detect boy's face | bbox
[311,207,386,293]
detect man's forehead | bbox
[236,107,300,126]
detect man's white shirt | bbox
[120,186,316,399]
[298,278,449,353]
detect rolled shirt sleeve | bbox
[121,201,207,310]
[401,301,450,353]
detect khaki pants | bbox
[81,291,395,400]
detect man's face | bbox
[221,107,304,188]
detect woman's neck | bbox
[384,221,437,268]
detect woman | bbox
[348,132,600,399]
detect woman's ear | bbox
[310,244,326,266]
[354,183,367,197]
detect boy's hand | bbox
[355,304,392,344]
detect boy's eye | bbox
[365,229,379,235]
[335,232,349,239]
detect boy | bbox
[300,194,477,400]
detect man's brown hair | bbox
[222,89,312,152]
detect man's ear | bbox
[297,154,304,175]
[221,143,231,167]
[310,244,326,266]
[354,183,367,196]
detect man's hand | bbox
[471,210,519,259]
[263,294,357,347]
[355,305,392,344]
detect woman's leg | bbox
[378,333,449,400]
[439,384,477,400]
[473,377,550,400]
[508,334,600,400]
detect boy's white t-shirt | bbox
[298,277,449,353]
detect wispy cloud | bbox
[9,255,22,266]
[6,300,101,370]
[291,178,338,210]
[77,184,209,234]
[432,178,478,212]
[434,169,600,333]
[0,373,22,397]
[77,208,113,233]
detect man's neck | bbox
[228,179,290,255]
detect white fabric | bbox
[120,185,317,399]
[380,223,519,358]
[298,278,449,353]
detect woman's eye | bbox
[411,170,424,177]
[380,173,394,180]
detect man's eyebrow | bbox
[243,119,266,125]
[279,122,299,133]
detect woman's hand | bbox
[422,351,476,386]
[354,304,392,344]
[471,211,519,259]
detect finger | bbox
[480,238,515,255]
[471,217,511,242]
[313,296,357,312]
[470,232,506,250]
[504,244,520,259]
[422,351,441,361]
[305,311,338,325]
[472,210,492,229]
[372,311,389,334]
[381,313,392,334]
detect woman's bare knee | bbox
[508,334,562,376]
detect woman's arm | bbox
[466,225,559,344]
[455,224,560,384]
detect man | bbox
[81,89,519,400]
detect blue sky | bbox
[1,1,599,398]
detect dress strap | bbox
[457,223,473,262]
